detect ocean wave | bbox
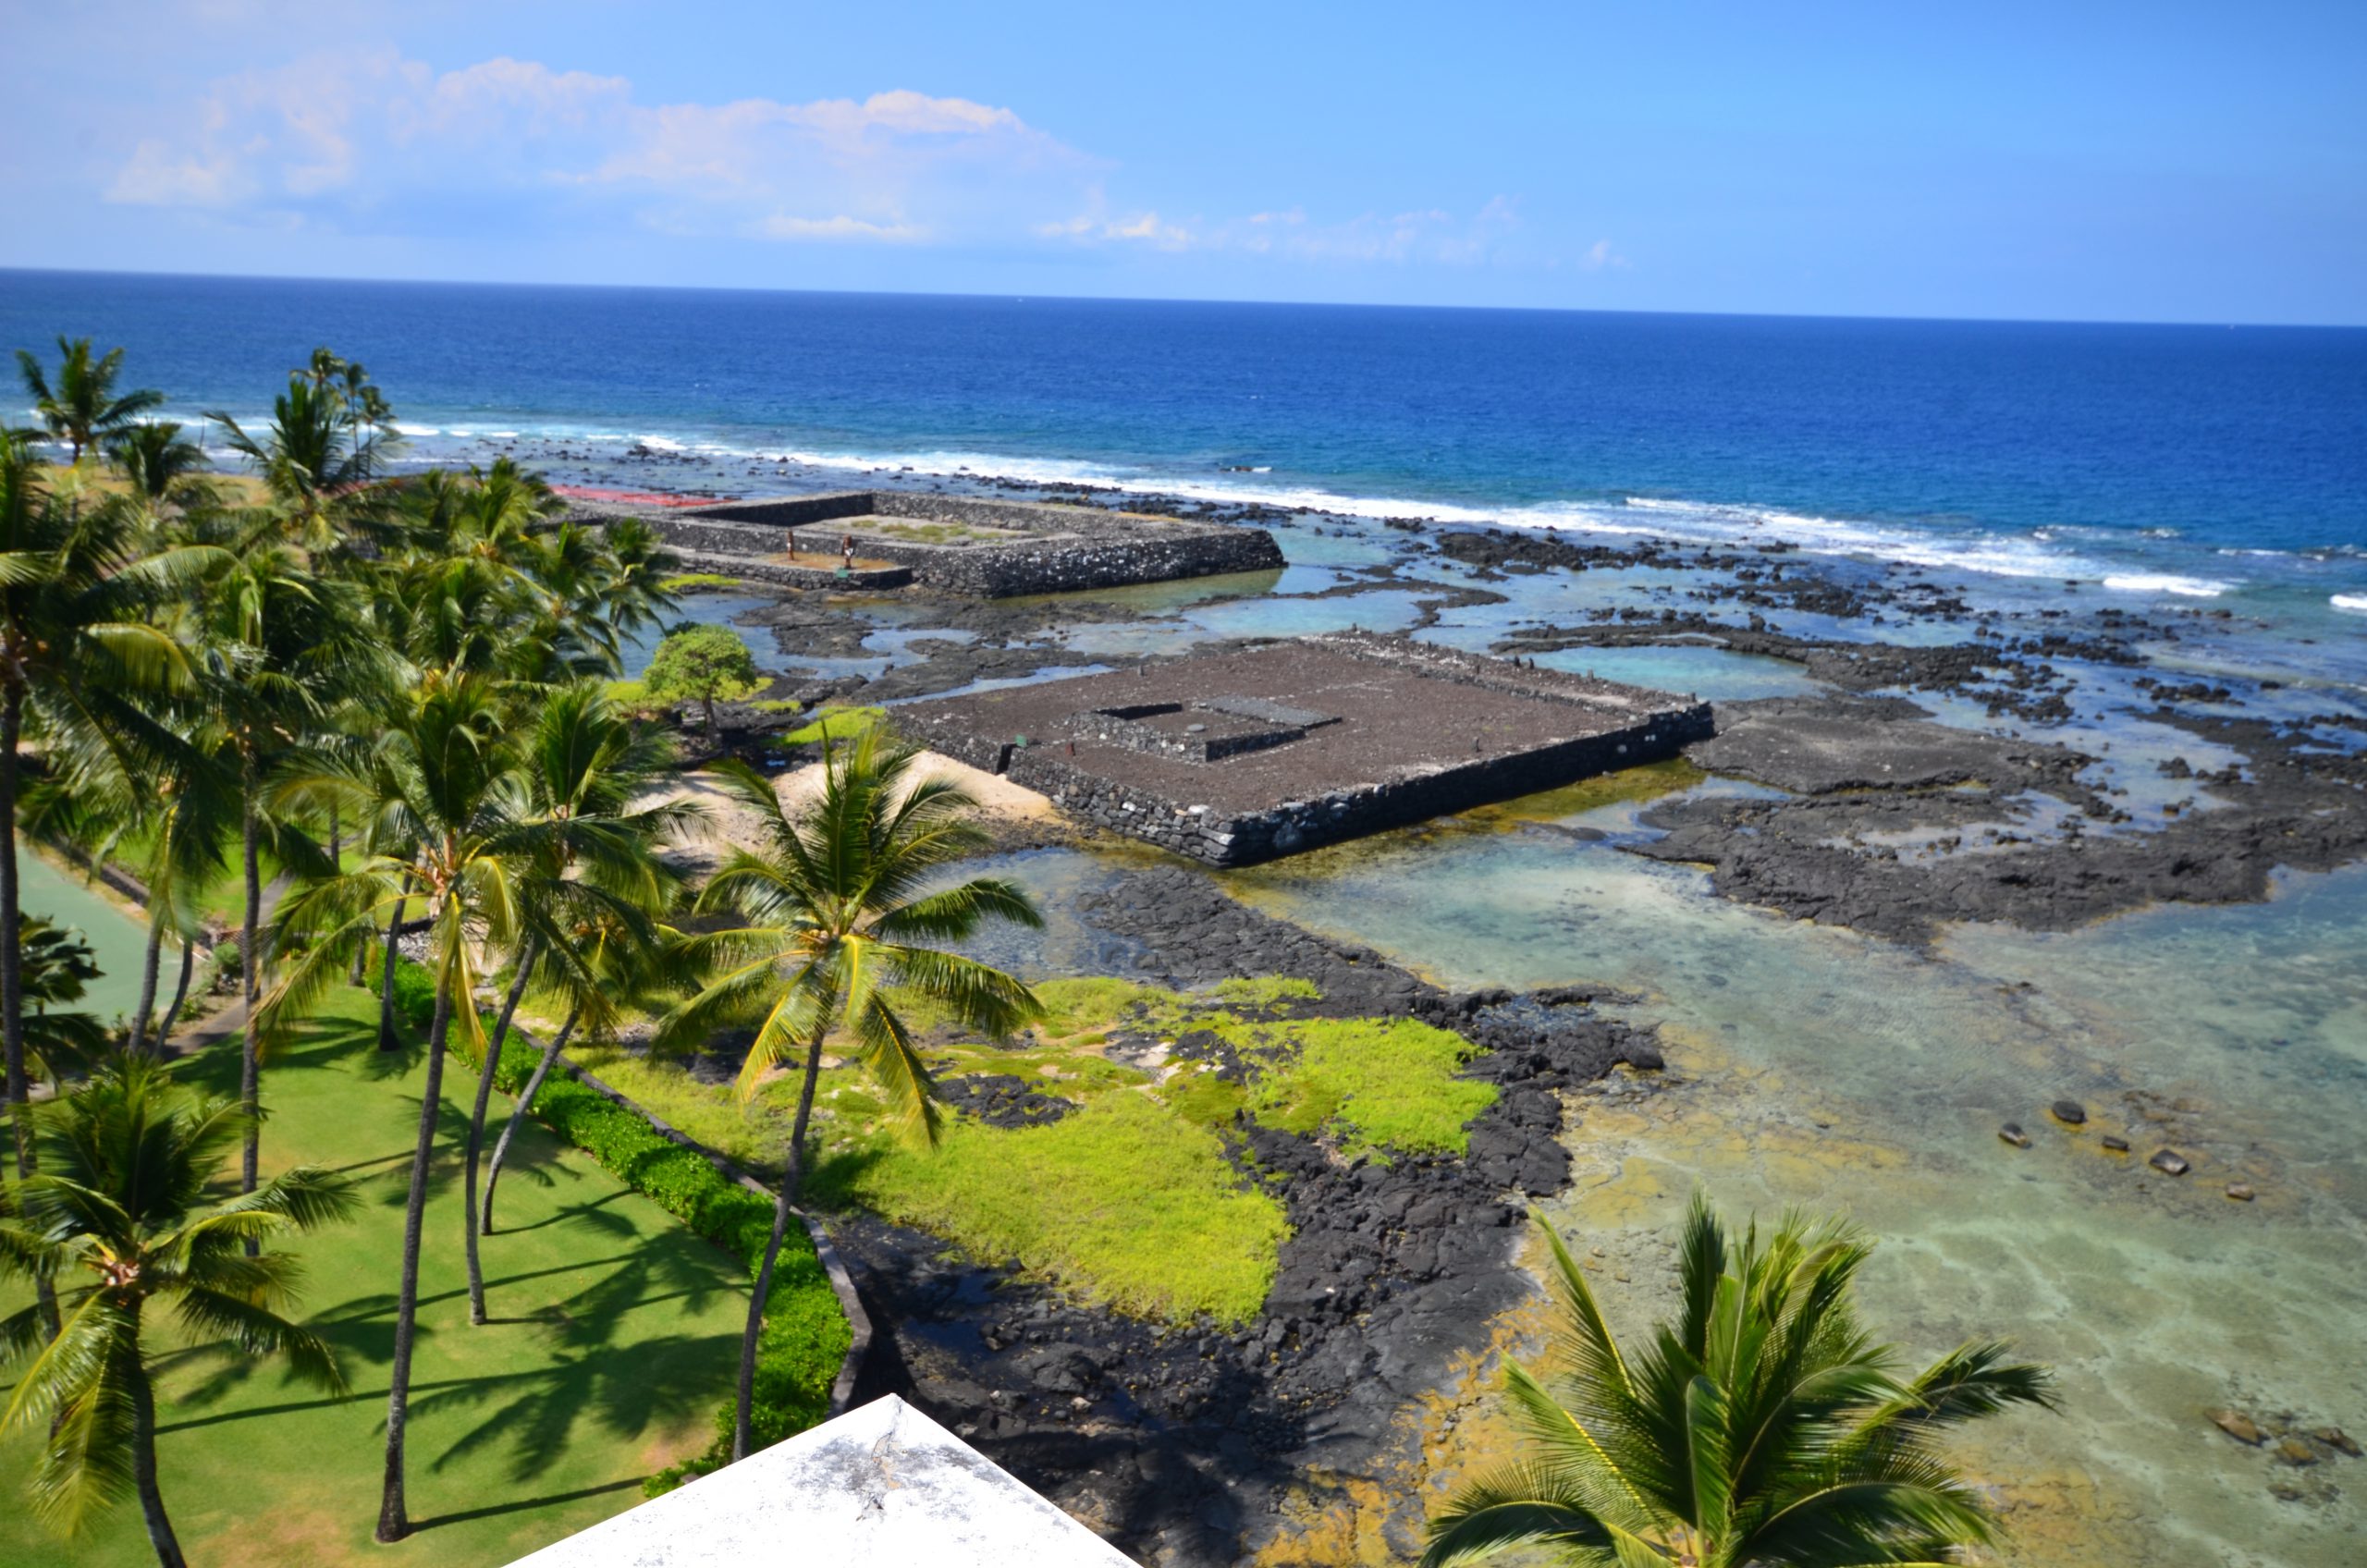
[220,412,2296,602]
[2101,573,2231,598]
[2334,594,2367,615]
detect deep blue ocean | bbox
[5,269,2363,615]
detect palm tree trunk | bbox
[1,682,32,1178]
[376,885,411,1051]
[733,1026,828,1462]
[239,755,264,1255]
[129,905,166,1056]
[128,1310,190,1568]
[377,977,453,1544]
[482,1004,576,1236]
[156,937,194,1053]
[463,941,536,1325]
[0,681,59,1338]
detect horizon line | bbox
[3,263,2360,336]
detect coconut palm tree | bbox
[0,441,214,1192]
[14,917,110,1085]
[458,681,695,1324]
[207,367,401,558]
[107,422,212,505]
[14,338,165,463]
[588,516,682,651]
[122,753,236,1058]
[658,731,1045,1460]
[1420,1200,2055,1568]
[257,675,654,1542]
[479,891,682,1237]
[292,348,394,435]
[0,1056,351,1567]
[520,516,681,675]
[189,544,388,1212]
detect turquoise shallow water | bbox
[1221,806,2367,1567]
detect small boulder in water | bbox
[2211,1410,2265,1445]
[2317,1427,2361,1457]
[2051,1098,2088,1125]
[2225,1183,2256,1202]
[2150,1148,2191,1176]
[2101,1134,2130,1153]
[1998,1122,2031,1148]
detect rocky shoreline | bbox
[583,463,2367,1563]
[836,866,1674,1565]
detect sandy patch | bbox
[647,750,1056,873]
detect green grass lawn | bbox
[597,974,1498,1328]
[1,986,750,1568]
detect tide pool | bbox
[1224,815,2367,1567]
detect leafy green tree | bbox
[644,623,762,741]
[259,677,653,1541]
[13,337,165,463]
[659,731,1044,1458]
[1420,1200,2054,1568]
[0,1057,352,1568]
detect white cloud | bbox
[756,213,929,243]
[105,52,1088,247]
[1035,202,1196,250]
[1041,195,1523,266]
[98,48,1551,276]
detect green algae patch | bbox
[815,1093,1286,1324]
[1459,753,1705,827]
[583,973,1497,1329]
[1231,1014,1495,1158]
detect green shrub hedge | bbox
[480,1025,851,1492]
[358,947,438,1034]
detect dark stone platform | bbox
[575,487,1283,596]
[901,631,1714,864]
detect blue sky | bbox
[8,0,2363,323]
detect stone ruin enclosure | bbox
[901,631,1716,865]
[568,489,1283,596]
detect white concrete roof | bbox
[506,1394,1136,1567]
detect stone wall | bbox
[911,699,1716,866]
[1061,703,1316,765]
[666,547,913,591]
[897,530,1282,596]
[635,489,1284,597]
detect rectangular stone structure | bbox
[570,488,1283,597]
[901,631,1716,865]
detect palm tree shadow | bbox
[410,1476,644,1532]
[358,1034,429,1082]
[406,1246,740,1485]
[493,1189,639,1238]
